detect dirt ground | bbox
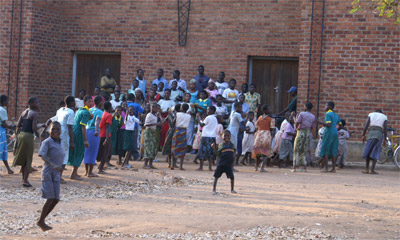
[0,152,399,240]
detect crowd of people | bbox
[0,65,389,232]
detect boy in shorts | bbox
[212,130,237,195]
[37,121,64,231]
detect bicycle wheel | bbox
[378,145,389,164]
[394,147,400,169]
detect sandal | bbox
[22,183,32,187]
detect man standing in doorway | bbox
[277,86,297,116]
[194,65,210,92]
[100,68,116,94]
[152,69,169,91]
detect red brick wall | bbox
[298,0,400,139]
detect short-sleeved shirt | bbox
[288,96,297,112]
[223,88,239,103]
[170,89,183,102]
[216,124,224,144]
[186,90,198,103]
[176,112,191,128]
[0,106,8,122]
[282,123,296,140]
[38,137,65,181]
[100,76,116,93]
[145,112,158,130]
[217,142,236,166]
[244,92,261,113]
[99,112,113,138]
[195,98,212,113]
[215,104,228,116]
[75,98,84,108]
[216,81,229,95]
[152,77,169,90]
[205,88,219,105]
[110,100,122,110]
[127,101,144,117]
[228,112,244,134]
[55,107,75,138]
[170,79,187,91]
[158,99,176,113]
[368,112,387,128]
[194,74,210,92]
[87,107,103,130]
[339,129,350,145]
[125,114,141,131]
[296,111,316,130]
[201,114,218,138]
[324,110,341,136]
[256,115,275,131]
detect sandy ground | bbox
[0,152,399,240]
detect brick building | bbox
[0,0,399,141]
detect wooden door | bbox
[251,59,298,113]
[75,54,121,96]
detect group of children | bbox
[0,68,357,231]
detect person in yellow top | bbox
[100,68,116,94]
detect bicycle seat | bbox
[388,127,396,132]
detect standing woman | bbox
[0,95,16,174]
[13,97,43,187]
[252,104,275,172]
[172,103,191,170]
[143,103,163,169]
[318,101,341,173]
[68,96,92,180]
[162,104,180,169]
[293,102,316,171]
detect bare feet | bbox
[149,165,157,169]
[98,170,106,174]
[362,170,370,174]
[22,182,32,187]
[212,191,217,195]
[370,171,378,174]
[60,178,67,184]
[7,170,14,174]
[260,169,267,173]
[87,173,99,177]
[70,175,82,180]
[231,190,237,194]
[208,168,213,171]
[179,167,185,171]
[37,221,52,231]
[143,165,150,169]
[196,168,203,171]
[329,169,336,173]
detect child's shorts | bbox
[214,165,234,180]
[41,171,60,200]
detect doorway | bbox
[249,58,298,113]
[73,53,121,96]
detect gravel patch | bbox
[71,226,347,239]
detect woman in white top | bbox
[171,103,191,170]
[143,103,163,169]
[122,106,141,168]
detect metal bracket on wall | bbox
[177,0,191,47]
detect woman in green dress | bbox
[67,96,92,180]
[318,101,341,173]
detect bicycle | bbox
[379,127,400,169]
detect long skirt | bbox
[241,133,254,154]
[279,139,294,161]
[252,130,273,158]
[272,130,284,153]
[172,127,187,158]
[293,129,311,166]
[319,129,339,158]
[84,129,100,165]
[162,127,175,155]
[0,127,8,161]
[143,128,157,159]
[140,128,145,156]
[116,128,125,156]
[186,120,195,146]
[160,112,169,149]
[362,137,383,161]
[13,132,34,169]
[123,130,135,151]
[198,137,216,160]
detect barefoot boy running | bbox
[37,121,64,231]
[212,130,236,195]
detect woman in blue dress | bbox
[318,101,341,173]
